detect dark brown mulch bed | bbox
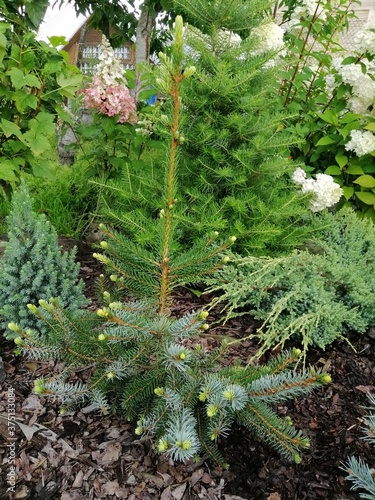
[0,241,374,500]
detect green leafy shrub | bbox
[279,0,375,219]
[8,17,329,467]
[343,392,375,499]
[206,209,375,357]
[0,181,88,337]
[0,2,82,195]
[24,162,99,238]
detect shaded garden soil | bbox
[0,241,374,500]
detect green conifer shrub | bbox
[96,0,317,256]
[206,209,375,358]
[8,18,330,467]
[172,0,315,255]
[0,181,88,338]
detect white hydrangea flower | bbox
[217,29,242,48]
[292,168,343,212]
[354,22,375,55]
[337,63,375,114]
[289,0,327,30]
[345,130,375,157]
[251,21,285,56]
[96,35,126,86]
[292,167,307,185]
[324,73,336,94]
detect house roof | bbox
[63,15,91,53]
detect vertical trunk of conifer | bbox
[135,4,155,100]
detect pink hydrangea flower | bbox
[81,35,137,124]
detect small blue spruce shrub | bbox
[0,181,88,339]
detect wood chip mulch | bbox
[0,241,374,500]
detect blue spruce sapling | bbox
[1,181,87,339]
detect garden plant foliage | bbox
[0,0,82,195]
[206,209,375,357]
[0,182,87,337]
[95,0,317,256]
[280,0,375,219]
[8,17,329,466]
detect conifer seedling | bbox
[0,181,87,339]
[9,17,330,466]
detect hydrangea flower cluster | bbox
[354,21,375,55]
[95,35,125,86]
[217,29,242,48]
[251,21,285,56]
[345,130,375,157]
[82,35,137,124]
[289,0,327,31]
[292,167,343,212]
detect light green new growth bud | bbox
[223,389,235,401]
[97,308,109,318]
[293,348,302,357]
[301,438,310,448]
[109,274,117,282]
[107,372,115,379]
[100,274,105,279]
[293,453,302,464]
[159,209,165,218]
[154,387,164,396]
[27,304,38,314]
[158,439,169,453]
[285,416,293,426]
[14,337,23,346]
[109,302,122,311]
[181,440,191,450]
[202,323,209,331]
[319,374,332,384]
[98,333,106,341]
[183,66,196,78]
[103,291,111,301]
[179,352,186,360]
[135,426,143,435]
[222,256,230,264]
[8,322,20,332]
[160,114,170,126]
[38,299,48,308]
[100,241,108,249]
[214,231,219,236]
[98,223,106,231]
[207,404,219,418]
[50,298,58,306]
[60,408,67,415]
[230,236,237,243]
[199,391,208,402]
[199,311,209,320]
[34,380,45,395]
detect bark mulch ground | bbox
[0,241,374,500]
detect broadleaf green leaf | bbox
[345,165,364,175]
[324,166,341,175]
[355,191,375,205]
[353,175,375,188]
[316,136,337,146]
[342,186,354,200]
